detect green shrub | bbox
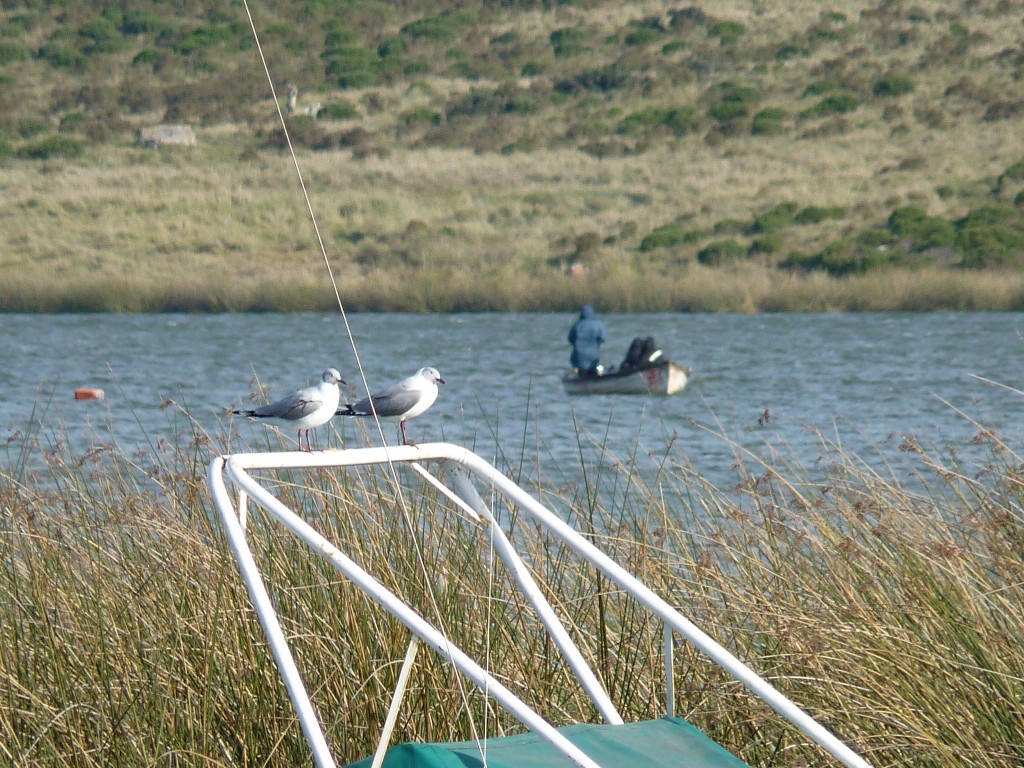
[803,78,842,96]
[121,9,165,35]
[618,106,699,137]
[708,20,745,45]
[708,81,759,126]
[775,44,809,61]
[324,24,360,49]
[319,102,359,120]
[639,222,700,251]
[801,92,858,118]
[172,24,236,55]
[0,40,29,64]
[751,201,799,233]
[16,135,84,160]
[78,17,127,54]
[873,72,915,97]
[17,117,48,139]
[39,43,87,71]
[709,100,748,123]
[58,112,87,133]
[401,106,441,127]
[697,238,746,265]
[401,11,476,41]
[324,46,380,89]
[784,237,899,275]
[750,232,784,255]
[132,47,165,70]
[712,218,748,235]
[887,205,956,250]
[956,206,1024,268]
[623,23,663,47]
[550,27,588,57]
[795,205,845,224]
[751,107,787,135]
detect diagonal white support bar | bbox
[445,467,623,725]
[372,637,420,768]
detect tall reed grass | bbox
[1,405,1023,766]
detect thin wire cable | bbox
[239,3,487,760]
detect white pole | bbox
[372,637,420,768]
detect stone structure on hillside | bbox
[136,124,197,148]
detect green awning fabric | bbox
[345,717,749,768]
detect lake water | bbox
[1,312,1022,491]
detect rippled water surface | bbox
[1,312,1022,489]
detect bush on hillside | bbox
[0,40,30,64]
[751,202,799,233]
[956,206,1024,268]
[782,233,901,275]
[16,134,84,159]
[751,107,787,135]
[318,101,359,120]
[639,223,701,251]
[795,205,845,224]
[550,27,588,58]
[873,72,915,97]
[617,106,700,137]
[801,92,858,118]
[39,43,87,71]
[401,11,476,41]
[708,20,745,45]
[887,205,956,250]
[697,238,746,265]
[325,46,380,89]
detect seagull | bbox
[336,366,445,445]
[232,368,345,451]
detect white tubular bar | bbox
[664,624,675,719]
[222,456,603,768]
[208,457,338,768]
[372,637,420,768]
[444,467,623,725]
[212,443,870,768]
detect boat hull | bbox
[562,360,688,396]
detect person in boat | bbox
[567,304,606,377]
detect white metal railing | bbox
[207,442,871,768]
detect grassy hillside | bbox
[3,0,1024,311]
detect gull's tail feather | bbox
[336,404,355,416]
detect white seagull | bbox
[337,366,445,445]
[233,368,345,451]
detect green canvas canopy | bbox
[346,717,749,768]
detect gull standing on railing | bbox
[233,368,345,451]
[336,366,445,445]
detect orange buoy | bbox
[74,388,105,401]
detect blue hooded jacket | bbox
[568,305,606,373]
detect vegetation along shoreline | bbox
[3,1,1024,311]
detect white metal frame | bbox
[208,442,871,768]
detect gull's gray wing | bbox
[253,389,321,421]
[347,385,422,418]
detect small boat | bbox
[562,357,689,396]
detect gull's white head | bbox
[322,368,346,385]
[419,367,445,386]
